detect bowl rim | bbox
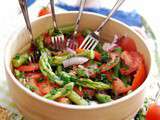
[4,11,152,110]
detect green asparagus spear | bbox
[67,91,88,105]
[45,82,74,100]
[78,78,111,90]
[95,94,112,103]
[35,35,44,51]
[77,50,94,59]
[12,53,30,67]
[52,53,74,65]
[39,53,63,85]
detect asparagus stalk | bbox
[78,78,111,90]
[39,53,63,85]
[57,71,111,91]
[35,35,44,51]
[52,54,74,65]
[95,94,112,103]
[77,50,95,59]
[12,53,30,67]
[67,91,88,105]
[45,82,74,100]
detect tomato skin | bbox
[37,81,52,96]
[25,72,43,80]
[76,33,84,47]
[146,103,160,120]
[38,7,50,17]
[120,51,143,75]
[94,51,101,61]
[83,88,95,97]
[73,87,83,97]
[101,71,113,81]
[73,87,95,97]
[44,33,52,45]
[112,78,131,95]
[16,63,39,72]
[132,62,146,91]
[118,36,137,51]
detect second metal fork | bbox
[79,0,126,50]
[50,0,65,50]
[67,0,86,50]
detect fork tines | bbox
[79,33,99,50]
[51,34,65,50]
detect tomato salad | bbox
[12,25,146,105]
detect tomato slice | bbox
[102,71,114,81]
[16,63,39,72]
[120,51,143,75]
[112,78,131,95]
[73,86,95,97]
[94,51,101,61]
[118,36,137,51]
[27,78,42,95]
[100,53,120,73]
[131,62,146,91]
[83,88,95,97]
[44,33,52,45]
[25,72,43,80]
[36,78,52,96]
[76,33,84,47]
[146,103,160,120]
[73,86,84,97]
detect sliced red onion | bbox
[63,57,89,68]
[66,47,76,55]
[103,35,118,51]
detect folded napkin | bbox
[56,2,142,27]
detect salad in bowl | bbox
[12,25,146,106]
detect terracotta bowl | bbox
[4,12,151,120]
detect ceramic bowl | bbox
[4,12,151,120]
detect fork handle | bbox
[18,0,33,40]
[73,0,86,36]
[50,0,58,29]
[95,0,125,33]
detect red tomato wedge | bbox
[25,72,43,80]
[73,87,83,97]
[44,33,52,45]
[27,78,42,95]
[36,78,52,96]
[112,78,131,95]
[146,103,160,120]
[100,53,120,73]
[131,62,146,91]
[118,36,137,51]
[16,63,39,72]
[83,88,95,97]
[73,87,95,97]
[94,51,101,61]
[120,51,143,75]
[101,71,114,81]
[76,33,84,47]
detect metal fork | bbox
[50,0,65,50]
[79,0,126,50]
[67,0,86,50]
[18,0,34,44]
